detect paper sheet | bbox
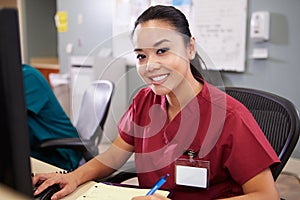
[76,182,169,200]
[191,0,248,71]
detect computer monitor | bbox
[0,8,33,197]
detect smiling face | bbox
[132,20,196,96]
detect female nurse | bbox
[33,5,280,200]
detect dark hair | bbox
[132,5,205,80]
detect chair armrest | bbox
[38,138,93,152]
[38,138,99,162]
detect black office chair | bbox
[108,86,300,184]
[38,80,114,163]
[223,86,300,181]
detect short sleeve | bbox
[118,103,135,145]
[23,72,49,114]
[223,109,280,185]
[118,88,157,146]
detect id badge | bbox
[175,158,210,188]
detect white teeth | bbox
[152,74,168,82]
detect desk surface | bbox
[31,157,96,200]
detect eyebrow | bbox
[134,39,171,52]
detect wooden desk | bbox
[30,57,60,84]
[30,157,96,200]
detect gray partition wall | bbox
[53,0,300,158]
[222,0,300,158]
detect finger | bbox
[32,176,40,186]
[49,187,70,200]
[153,194,170,200]
[33,177,60,195]
[32,174,48,185]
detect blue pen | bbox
[146,173,170,196]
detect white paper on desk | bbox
[76,182,169,200]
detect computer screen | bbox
[0,8,33,197]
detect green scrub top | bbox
[22,64,81,170]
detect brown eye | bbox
[136,54,146,60]
[157,48,169,54]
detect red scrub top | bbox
[118,80,280,199]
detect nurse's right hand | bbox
[32,171,79,200]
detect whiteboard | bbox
[112,0,248,72]
[190,0,248,72]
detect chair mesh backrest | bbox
[75,80,114,146]
[224,87,300,180]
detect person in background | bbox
[22,64,82,170]
[32,5,280,200]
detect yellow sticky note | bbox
[55,11,68,32]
